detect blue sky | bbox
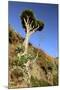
[8,1,58,57]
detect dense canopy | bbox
[20,10,44,32]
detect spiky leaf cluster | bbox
[20,9,44,32]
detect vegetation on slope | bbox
[8,25,58,88]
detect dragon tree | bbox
[20,9,44,55]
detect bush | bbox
[15,44,24,53]
[16,54,34,67]
[53,74,58,85]
[30,76,40,87]
[30,76,50,87]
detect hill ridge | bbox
[8,25,58,88]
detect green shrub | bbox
[15,54,34,67]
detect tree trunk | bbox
[23,32,30,55]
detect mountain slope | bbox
[8,25,58,88]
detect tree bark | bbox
[23,32,30,55]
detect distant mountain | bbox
[8,25,58,89]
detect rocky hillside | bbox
[8,25,58,89]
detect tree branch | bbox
[27,16,29,24]
[29,20,33,27]
[23,18,27,27]
[30,26,39,35]
[23,18,29,32]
